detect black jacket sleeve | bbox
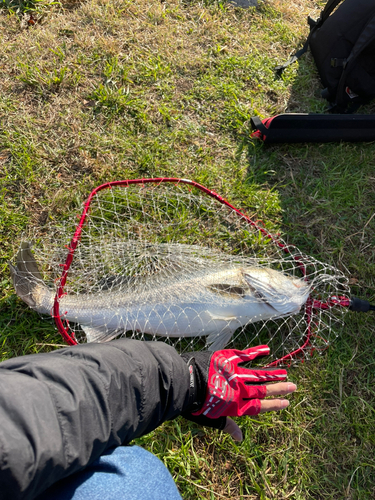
[0,339,191,500]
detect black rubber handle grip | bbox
[349,297,375,312]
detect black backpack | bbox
[276,0,375,112]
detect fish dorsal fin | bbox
[206,283,246,298]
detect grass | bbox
[1,0,375,498]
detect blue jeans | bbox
[38,446,182,500]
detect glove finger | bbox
[210,346,271,379]
[238,398,262,417]
[218,345,270,367]
[241,395,290,416]
[246,367,287,382]
[243,384,267,400]
[236,345,270,362]
[229,367,287,383]
[242,380,292,400]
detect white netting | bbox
[12,180,350,364]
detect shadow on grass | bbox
[235,55,375,500]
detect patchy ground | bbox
[1,1,375,498]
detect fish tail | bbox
[9,242,49,310]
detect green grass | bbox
[1,0,375,498]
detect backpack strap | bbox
[275,0,344,75]
[274,39,311,75]
[334,13,375,111]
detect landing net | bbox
[15,178,350,365]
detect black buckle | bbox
[331,58,347,68]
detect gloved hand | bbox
[181,345,296,441]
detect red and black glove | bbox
[181,345,287,430]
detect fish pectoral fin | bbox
[206,326,235,351]
[242,272,298,315]
[206,283,246,298]
[81,325,123,343]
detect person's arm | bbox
[0,339,191,500]
[0,340,296,500]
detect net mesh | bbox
[14,179,350,365]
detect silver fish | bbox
[10,242,310,350]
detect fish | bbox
[9,241,311,350]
